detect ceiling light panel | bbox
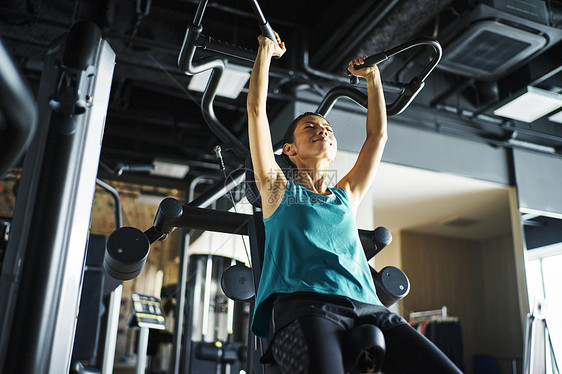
[188,65,250,99]
[493,86,562,123]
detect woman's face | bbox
[285,114,337,163]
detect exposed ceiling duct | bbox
[342,0,454,69]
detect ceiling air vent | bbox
[437,4,562,80]
[440,20,547,79]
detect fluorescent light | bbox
[137,193,167,206]
[150,159,190,179]
[493,86,562,123]
[507,138,556,153]
[188,64,250,99]
[548,110,562,124]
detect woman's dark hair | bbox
[281,112,326,169]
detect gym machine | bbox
[100,0,442,372]
[0,21,116,374]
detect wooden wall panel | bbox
[400,231,486,374]
[479,234,524,369]
[400,231,523,373]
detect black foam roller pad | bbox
[221,263,255,302]
[379,266,409,299]
[104,226,150,280]
[371,266,410,307]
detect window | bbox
[525,244,562,370]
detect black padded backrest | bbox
[244,156,262,208]
[248,211,266,291]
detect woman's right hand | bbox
[348,56,380,81]
[258,32,286,58]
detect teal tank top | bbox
[251,180,382,338]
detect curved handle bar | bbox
[316,86,368,117]
[352,37,442,80]
[178,0,281,159]
[343,37,442,115]
[179,22,249,159]
[316,80,423,117]
[0,38,37,178]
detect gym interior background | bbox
[1,0,562,373]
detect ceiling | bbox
[1,0,562,193]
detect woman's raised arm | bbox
[336,57,388,209]
[247,34,287,217]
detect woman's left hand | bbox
[347,56,379,80]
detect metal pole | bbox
[95,178,123,374]
[96,178,123,227]
[169,231,190,374]
[187,169,245,208]
[101,285,123,374]
[136,326,150,374]
[202,254,214,340]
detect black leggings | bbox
[270,314,463,374]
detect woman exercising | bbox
[247,32,462,374]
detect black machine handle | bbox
[349,37,441,82]
[347,52,390,85]
[247,0,284,58]
[343,37,442,116]
[258,20,282,59]
[247,0,277,43]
